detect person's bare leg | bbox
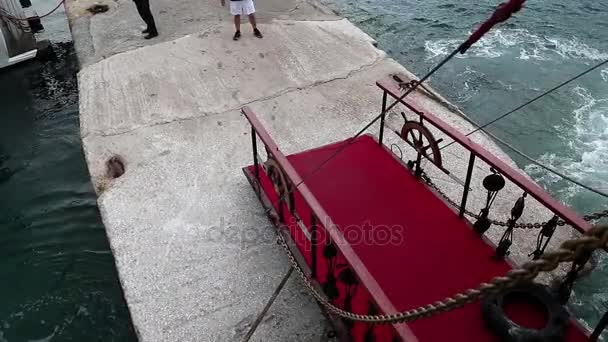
[248,14,257,29]
[249,14,262,38]
[234,15,241,32]
[233,15,241,40]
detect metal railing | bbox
[242,106,417,341]
[241,75,595,339]
[376,77,591,234]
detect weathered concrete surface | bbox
[65,0,338,67]
[70,0,584,340]
[90,109,330,342]
[79,19,381,138]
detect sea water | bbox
[0,1,136,340]
[319,0,608,336]
[1,0,606,340]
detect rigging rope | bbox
[259,0,526,218]
[590,309,608,342]
[0,0,65,21]
[432,59,608,198]
[418,169,608,228]
[459,0,526,54]
[242,267,294,342]
[476,126,608,199]
[441,59,608,149]
[430,60,608,198]
[433,59,608,198]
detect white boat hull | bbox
[1,0,39,70]
[2,47,37,68]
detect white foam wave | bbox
[424,36,502,59]
[424,38,461,59]
[452,66,487,102]
[526,86,608,201]
[524,157,582,205]
[547,37,608,61]
[40,68,66,98]
[601,68,608,82]
[425,28,608,62]
[571,86,608,141]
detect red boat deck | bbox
[246,134,588,341]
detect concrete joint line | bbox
[85,54,386,139]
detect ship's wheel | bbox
[263,157,294,212]
[400,121,443,168]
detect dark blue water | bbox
[1,0,606,340]
[0,1,136,341]
[321,0,608,336]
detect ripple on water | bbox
[0,42,136,341]
[317,0,608,337]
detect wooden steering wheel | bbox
[400,121,443,168]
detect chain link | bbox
[419,172,608,228]
[277,225,608,324]
[583,210,608,222]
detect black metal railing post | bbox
[590,309,608,342]
[414,150,422,177]
[277,182,285,223]
[287,180,296,217]
[251,126,259,181]
[379,91,387,145]
[311,214,317,279]
[459,152,476,218]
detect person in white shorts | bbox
[221,0,263,40]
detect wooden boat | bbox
[241,75,606,341]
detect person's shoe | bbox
[253,28,263,38]
[144,30,158,39]
[233,30,241,41]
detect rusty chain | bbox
[276,225,608,324]
[419,172,608,229]
[583,210,608,222]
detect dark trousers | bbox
[134,0,157,32]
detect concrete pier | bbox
[64,0,582,340]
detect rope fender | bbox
[481,282,570,342]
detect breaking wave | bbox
[601,68,608,82]
[524,86,608,204]
[451,67,489,103]
[425,29,608,61]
